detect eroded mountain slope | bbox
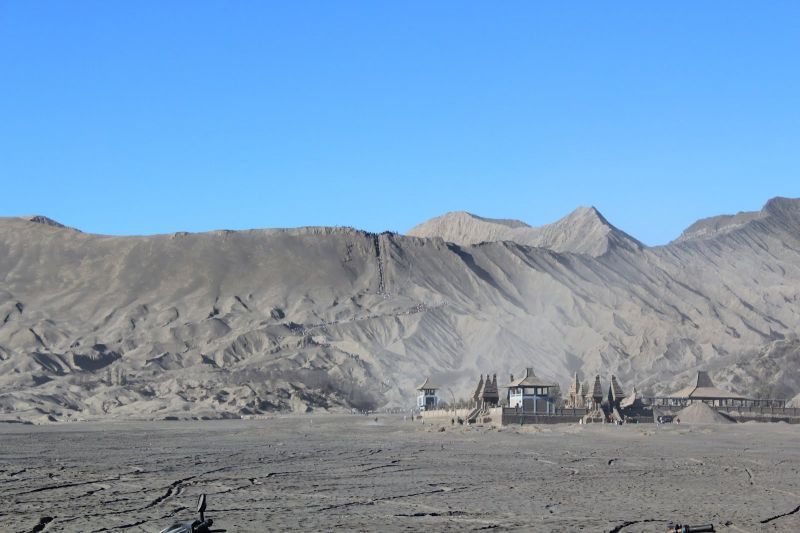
[0,198,798,421]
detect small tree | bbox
[550,383,563,409]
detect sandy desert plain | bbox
[1,415,798,533]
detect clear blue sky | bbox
[1,2,799,245]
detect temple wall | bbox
[502,412,583,425]
[419,407,504,425]
[419,408,471,422]
[474,407,503,424]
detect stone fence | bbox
[714,405,800,417]
[501,411,584,425]
[420,407,503,425]
[503,407,589,417]
[418,408,471,422]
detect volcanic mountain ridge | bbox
[1,197,799,422]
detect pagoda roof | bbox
[591,375,604,399]
[609,375,625,401]
[568,372,581,395]
[481,374,499,399]
[504,368,557,388]
[472,375,485,401]
[417,378,439,391]
[667,371,746,400]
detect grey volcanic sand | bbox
[676,402,735,424]
[1,416,799,532]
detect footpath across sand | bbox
[1,416,798,532]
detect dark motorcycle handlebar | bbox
[667,523,714,533]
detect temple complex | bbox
[417,368,794,425]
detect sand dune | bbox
[676,402,735,424]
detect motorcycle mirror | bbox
[197,494,207,520]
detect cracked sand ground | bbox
[1,416,798,532]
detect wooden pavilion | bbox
[504,367,558,414]
[656,371,747,407]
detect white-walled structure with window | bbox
[416,378,439,411]
[504,367,558,414]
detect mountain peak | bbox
[419,211,530,230]
[675,196,800,243]
[763,196,800,219]
[540,206,642,256]
[407,211,531,245]
[408,206,641,256]
[563,206,610,225]
[26,215,67,228]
